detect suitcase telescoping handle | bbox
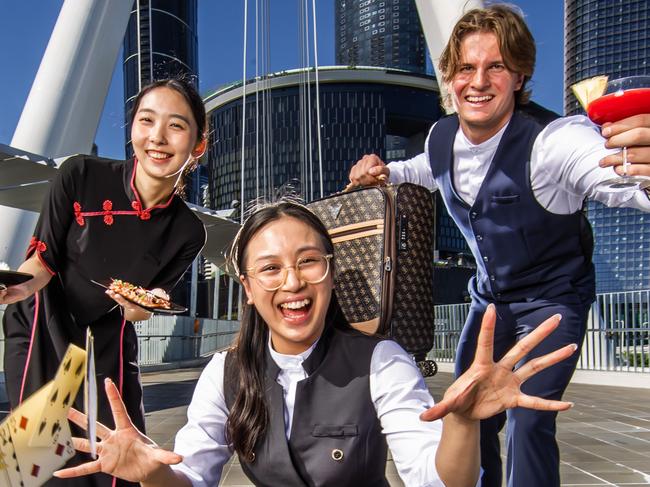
[343,174,388,193]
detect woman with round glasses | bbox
[55,201,577,487]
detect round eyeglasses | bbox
[245,254,333,291]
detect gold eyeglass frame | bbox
[244,254,334,291]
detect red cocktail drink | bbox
[587,87,650,125]
[582,75,650,192]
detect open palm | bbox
[421,305,576,422]
[54,378,182,483]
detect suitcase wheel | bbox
[417,359,438,377]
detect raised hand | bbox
[54,378,182,483]
[421,304,577,422]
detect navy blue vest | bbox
[428,112,595,303]
[224,327,389,487]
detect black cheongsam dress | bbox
[2,154,206,486]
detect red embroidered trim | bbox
[130,158,175,214]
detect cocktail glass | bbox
[586,75,650,193]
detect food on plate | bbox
[108,279,171,310]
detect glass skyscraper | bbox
[564,0,650,293]
[122,0,199,156]
[335,0,427,73]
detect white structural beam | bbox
[415,0,484,109]
[0,0,134,269]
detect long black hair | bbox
[226,201,352,461]
[130,78,208,197]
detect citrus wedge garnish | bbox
[571,75,608,110]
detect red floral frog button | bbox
[103,200,114,225]
[73,202,85,226]
[29,236,48,253]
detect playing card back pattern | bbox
[308,183,435,354]
[0,345,86,486]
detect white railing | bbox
[0,309,238,403]
[134,315,239,366]
[0,308,239,369]
[429,290,650,373]
[3,290,649,376]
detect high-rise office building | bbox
[335,0,427,73]
[564,0,650,293]
[122,0,199,157]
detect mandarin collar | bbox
[122,158,177,213]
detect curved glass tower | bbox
[204,68,440,208]
[565,0,650,292]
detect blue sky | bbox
[0,1,564,161]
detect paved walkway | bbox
[141,367,650,486]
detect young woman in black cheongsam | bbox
[0,78,207,487]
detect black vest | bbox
[428,112,595,303]
[224,327,389,487]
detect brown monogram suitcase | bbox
[308,183,436,372]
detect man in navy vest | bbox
[349,4,650,487]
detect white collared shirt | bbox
[171,337,445,487]
[387,114,650,213]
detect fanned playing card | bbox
[10,382,76,487]
[29,345,86,447]
[0,344,86,486]
[0,420,23,486]
[84,328,97,459]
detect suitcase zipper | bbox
[380,187,396,333]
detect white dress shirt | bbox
[171,338,445,487]
[387,114,650,213]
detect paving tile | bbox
[140,368,650,486]
[559,471,608,484]
[597,471,650,483]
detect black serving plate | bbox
[91,279,187,315]
[0,270,33,289]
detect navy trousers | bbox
[455,296,589,487]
